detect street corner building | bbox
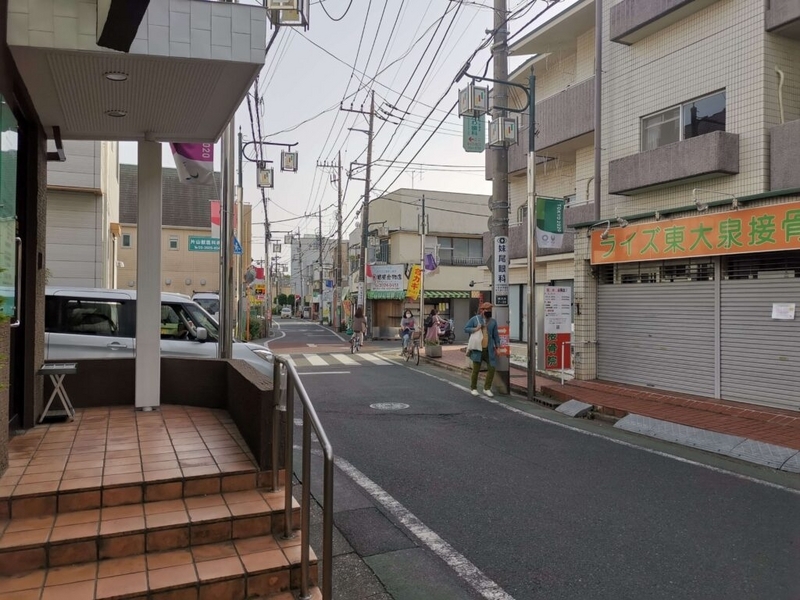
[497,0,800,412]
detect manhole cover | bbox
[370,403,410,411]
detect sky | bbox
[118,0,577,268]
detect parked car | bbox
[191,291,220,322]
[280,306,292,319]
[44,287,274,379]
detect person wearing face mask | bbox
[464,302,501,397]
[400,309,416,354]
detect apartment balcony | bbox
[611,0,722,45]
[485,77,595,180]
[7,0,266,142]
[608,131,739,195]
[766,0,800,38]
[771,119,800,190]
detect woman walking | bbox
[424,308,442,345]
[464,302,501,397]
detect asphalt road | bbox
[274,321,800,600]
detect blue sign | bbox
[233,236,242,256]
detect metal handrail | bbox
[272,357,333,600]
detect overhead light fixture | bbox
[600,223,610,240]
[104,71,128,82]
[105,109,127,118]
[616,217,629,228]
[695,199,709,212]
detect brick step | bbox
[0,467,285,520]
[0,533,318,599]
[0,490,300,576]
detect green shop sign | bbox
[189,236,220,252]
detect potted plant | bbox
[424,338,442,358]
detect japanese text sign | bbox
[494,236,509,306]
[591,201,800,264]
[369,264,404,292]
[406,265,422,301]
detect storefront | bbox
[592,198,800,411]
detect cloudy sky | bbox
[119,0,576,266]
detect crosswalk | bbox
[277,352,396,369]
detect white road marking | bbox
[263,322,285,348]
[307,343,318,347]
[298,371,349,375]
[334,455,515,600]
[359,353,392,366]
[303,354,329,366]
[330,353,358,366]
[410,368,800,497]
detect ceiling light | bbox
[104,71,128,82]
[105,109,127,118]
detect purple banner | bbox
[170,143,214,185]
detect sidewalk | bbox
[426,344,800,454]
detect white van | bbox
[44,287,274,379]
[191,292,220,322]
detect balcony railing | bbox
[438,256,485,267]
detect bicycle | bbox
[402,330,421,365]
[350,331,362,354]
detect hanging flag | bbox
[423,252,438,273]
[366,264,374,280]
[210,200,221,239]
[535,197,565,249]
[406,265,422,301]
[170,143,215,186]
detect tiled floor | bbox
[0,531,312,599]
[0,406,258,500]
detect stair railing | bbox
[272,356,333,600]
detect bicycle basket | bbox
[411,331,422,340]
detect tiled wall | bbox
[7,0,266,64]
[601,0,768,219]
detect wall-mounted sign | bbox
[462,115,485,153]
[493,236,509,306]
[369,264,404,292]
[772,302,796,320]
[591,201,800,264]
[497,325,510,357]
[281,151,298,172]
[544,286,572,370]
[189,236,220,252]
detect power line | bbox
[319,0,354,21]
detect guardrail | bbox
[272,357,333,600]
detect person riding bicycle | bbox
[351,306,367,348]
[400,309,415,354]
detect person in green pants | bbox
[464,302,501,397]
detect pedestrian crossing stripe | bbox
[282,353,394,368]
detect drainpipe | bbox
[594,0,603,220]
[776,66,785,125]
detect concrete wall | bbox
[608,131,740,194]
[47,141,102,190]
[766,0,800,35]
[610,0,721,44]
[770,119,800,189]
[117,225,221,296]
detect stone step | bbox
[0,533,318,599]
[0,467,285,520]
[0,490,300,576]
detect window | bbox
[169,236,179,251]
[376,238,390,263]
[517,205,527,223]
[641,91,725,151]
[437,237,483,266]
[122,233,132,248]
[45,298,126,337]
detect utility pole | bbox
[336,151,343,330]
[342,91,375,325]
[419,195,426,320]
[318,206,324,325]
[219,97,236,358]
[490,0,510,393]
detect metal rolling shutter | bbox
[598,275,716,397]
[720,272,800,410]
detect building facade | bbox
[117,164,253,297]
[511,0,800,411]
[348,188,490,341]
[46,140,120,288]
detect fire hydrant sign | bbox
[544,286,572,370]
[494,236,509,306]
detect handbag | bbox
[466,328,484,352]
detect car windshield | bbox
[195,298,219,315]
[161,302,220,342]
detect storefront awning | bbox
[367,290,473,300]
[425,291,471,299]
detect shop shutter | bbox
[598,281,716,397]
[720,276,800,410]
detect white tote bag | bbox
[466,328,484,352]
